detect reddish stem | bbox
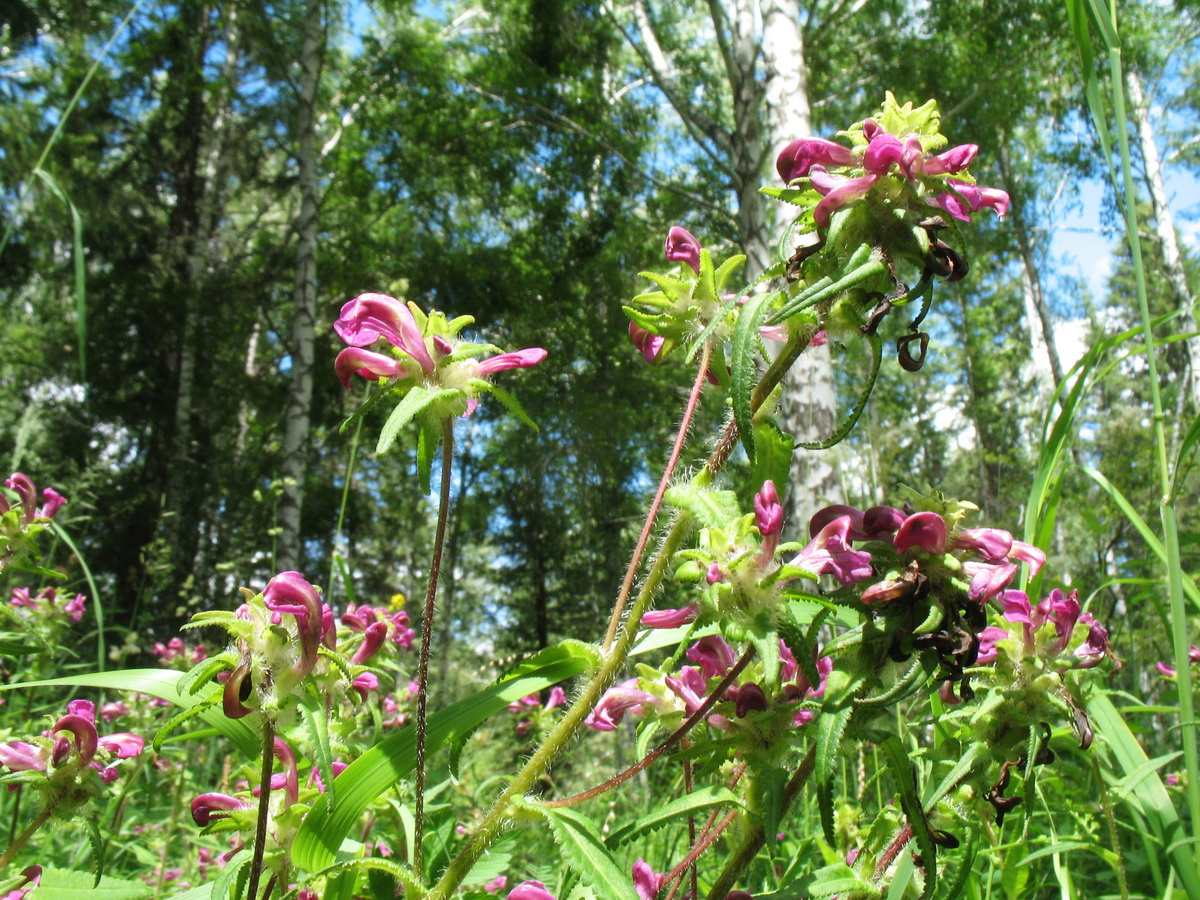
[539,646,754,808]
[414,418,455,877]
[603,341,713,652]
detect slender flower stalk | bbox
[414,417,455,877]
[602,340,713,652]
[245,719,276,900]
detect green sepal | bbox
[749,624,781,687]
[178,651,238,696]
[475,381,538,431]
[712,253,747,294]
[636,271,694,303]
[697,248,718,304]
[339,383,390,435]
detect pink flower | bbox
[192,793,253,826]
[1,865,41,900]
[335,347,409,390]
[352,672,379,701]
[633,858,665,900]
[975,626,1010,665]
[334,293,435,375]
[545,686,567,709]
[475,349,548,377]
[97,733,144,759]
[787,516,874,586]
[808,166,879,228]
[642,602,700,629]
[485,876,509,894]
[63,593,86,622]
[754,481,784,561]
[1157,661,1177,679]
[629,323,665,364]
[687,635,737,679]
[932,180,1010,221]
[263,571,323,678]
[664,226,702,273]
[0,741,48,773]
[893,511,947,555]
[584,679,661,731]
[507,881,558,900]
[351,621,389,665]
[776,138,856,183]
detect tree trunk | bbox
[277,0,324,572]
[1127,69,1200,416]
[756,0,841,533]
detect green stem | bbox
[703,744,817,899]
[246,718,276,900]
[328,393,367,604]
[429,512,693,900]
[1108,41,1200,850]
[0,801,56,871]
[413,418,455,879]
[603,340,713,652]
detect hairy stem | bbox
[704,744,817,899]
[246,718,276,900]
[604,340,713,651]
[0,801,55,871]
[414,418,455,878]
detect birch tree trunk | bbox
[758,0,841,531]
[278,0,324,571]
[1127,70,1200,415]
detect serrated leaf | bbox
[878,736,936,899]
[377,385,430,454]
[753,762,788,846]
[604,785,742,847]
[815,706,853,787]
[792,861,880,899]
[479,382,537,431]
[212,852,250,900]
[533,805,637,900]
[304,703,336,808]
[84,818,104,887]
[292,643,595,872]
[339,383,389,434]
[310,857,425,898]
[731,291,776,462]
[797,332,883,450]
[662,485,739,528]
[749,421,794,503]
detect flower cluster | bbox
[153,636,209,669]
[0,699,144,820]
[1,472,66,576]
[507,686,567,738]
[10,586,85,625]
[334,293,546,418]
[776,93,1009,230]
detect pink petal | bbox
[776,137,856,183]
[334,347,404,390]
[664,226,702,273]
[475,348,548,377]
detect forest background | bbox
[1,0,1199,879]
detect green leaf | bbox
[712,254,746,295]
[789,862,880,899]
[1088,690,1200,896]
[797,332,882,451]
[0,669,261,758]
[478,382,537,431]
[526,804,637,900]
[662,485,739,528]
[291,642,595,872]
[731,291,777,462]
[749,420,794,502]
[604,785,742,847]
[878,736,936,899]
[309,858,425,898]
[815,706,852,788]
[84,818,104,887]
[304,702,337,808]
[377,387,461,456]
[29,868,151,900]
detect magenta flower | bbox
[808,166,879,228]
[485,876,509,894]
[629,322,665,364]
[584,679,661,731]
[642,602,700,629]
[1157,661,1177,679]
[932,180,1010,221]
[1,866,41,900]
[975,625,1010,665]
[475,349,548,377]
[776,138,856,184]
[545,686,567,709]
[1075,619,1109,668]
[350,621,389,665]
[754,481,784,561]
[665,665,710,715]
[808,505,904,543]
[893,511,948,555]
[507,882,558,900]
[97,733,145,759]
[263,571,324,678]
[686,635,737,679]
[335,293,435,375]
[0,741,48,773]
[734,682,769,717]
[3,473,66,525]
[955,528,1013,561]
[192,792,253,826]
[787,515,874,586]
[633,858,665,900]
[664,226,702,273]
[334,347,409,390]
[352,671,379,701]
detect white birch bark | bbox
[278,0,324,571]
[1127,69,1200,414]
[758,0,841,528]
